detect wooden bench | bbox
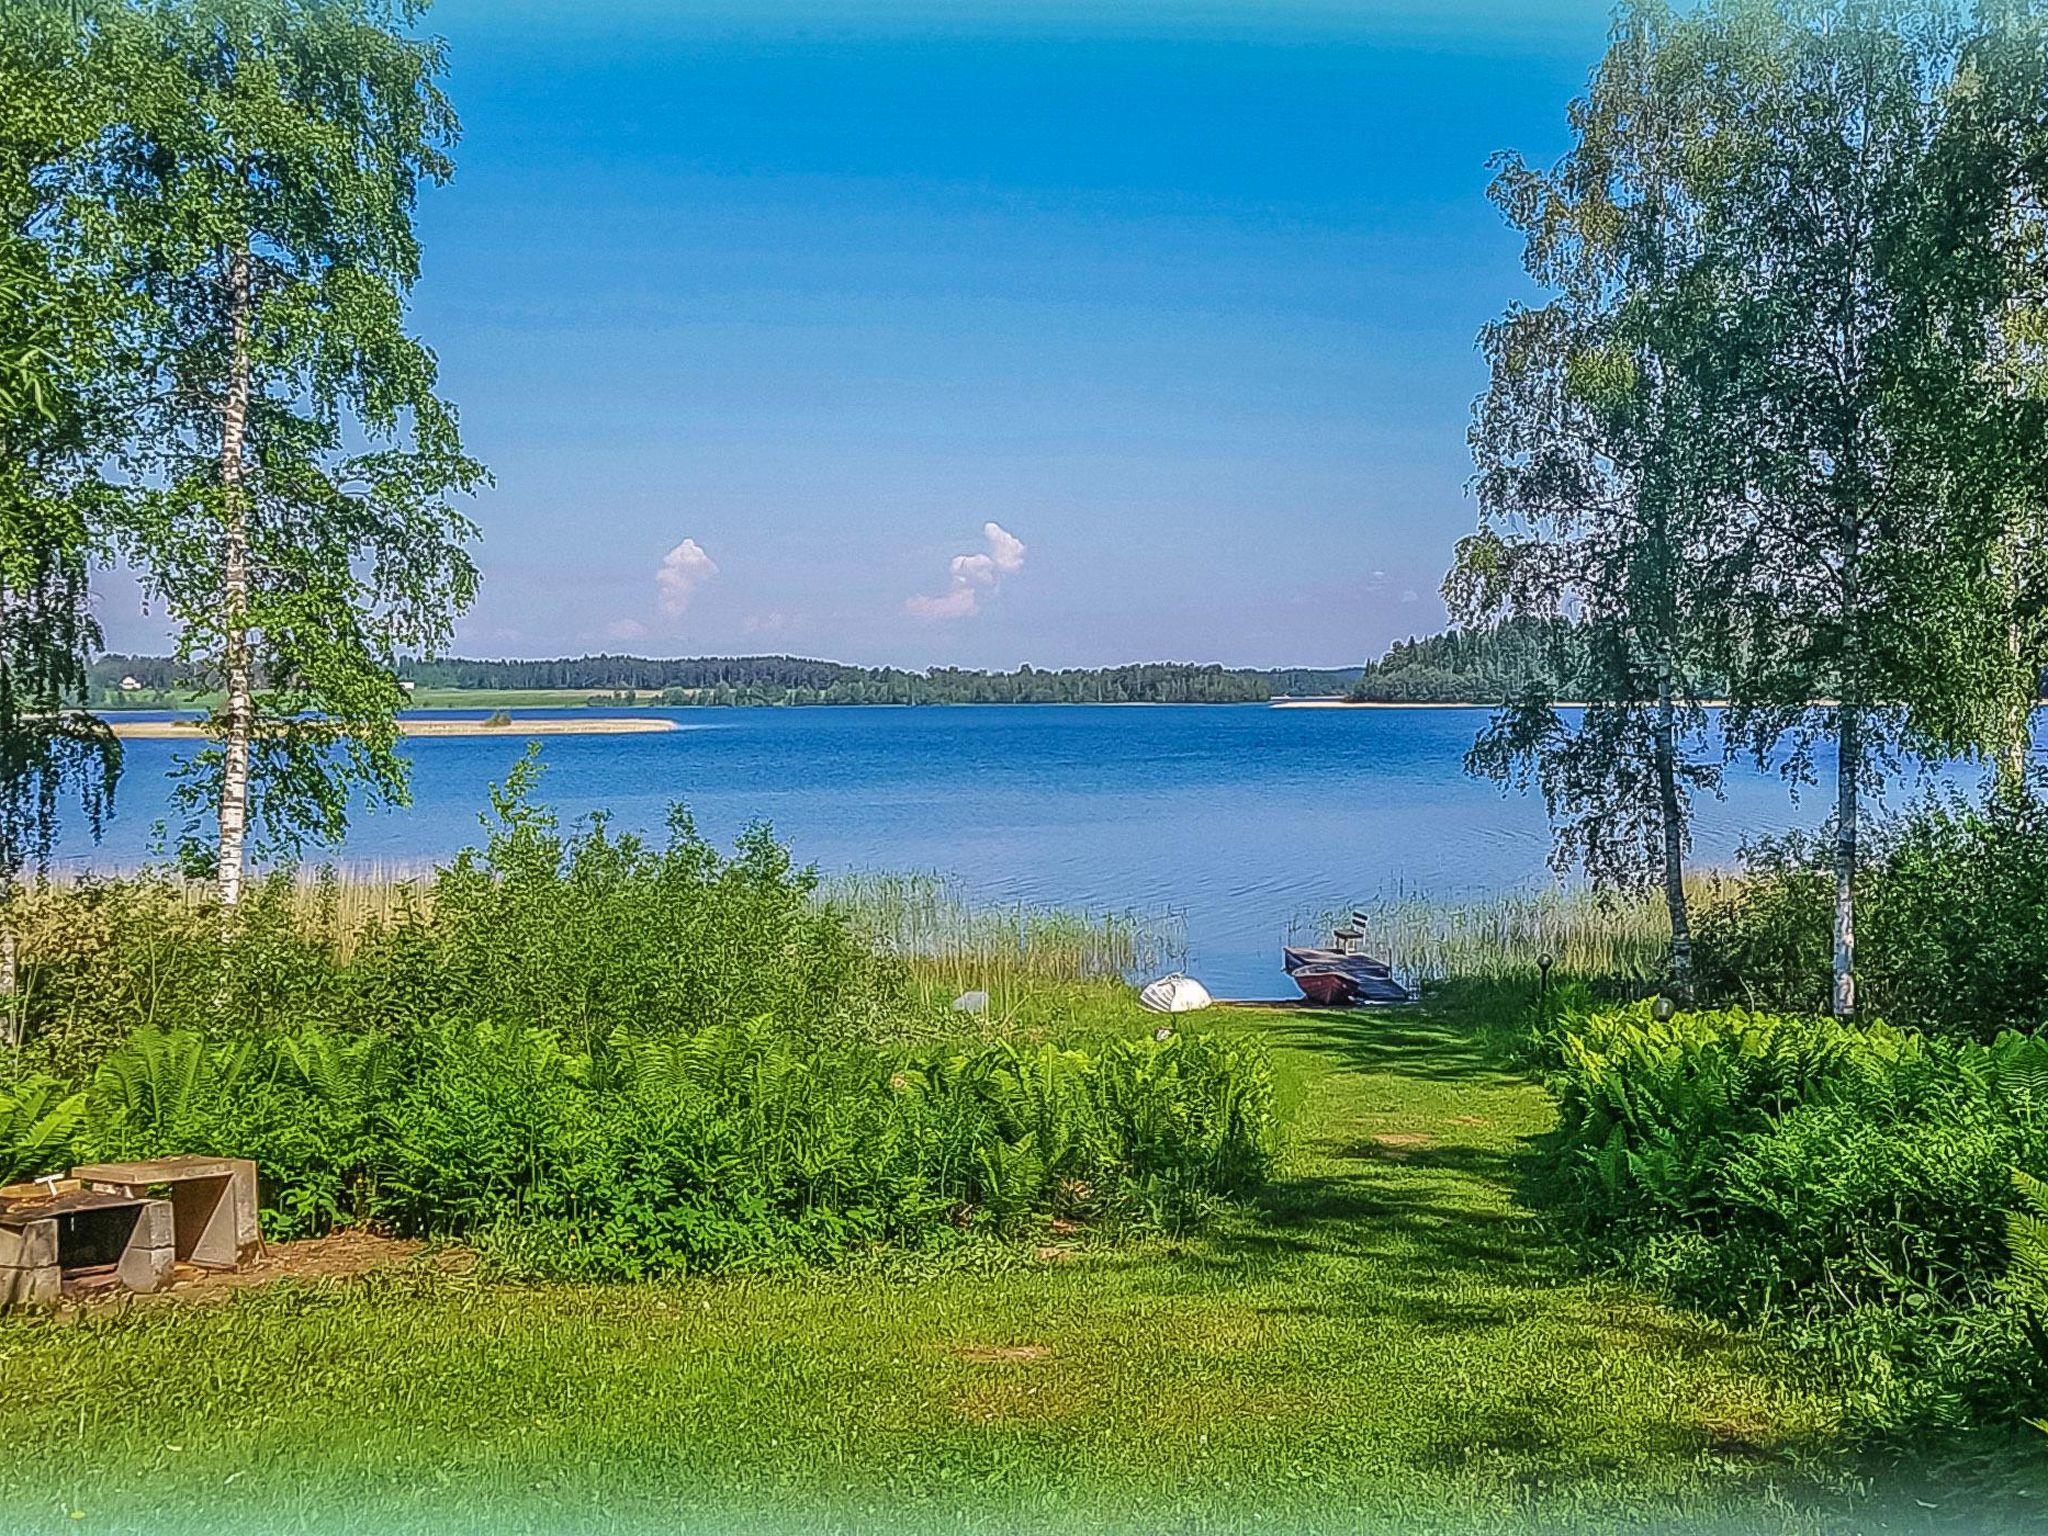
[0,1190,174,1308]
[72,1156,260,1270]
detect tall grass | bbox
[823,871,1185,1015]
[26,863,433,958]
[1291,878,1734,988]
[27,865,1180,988]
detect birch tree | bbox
[1949,4,2048,794]
[1453,1,1728,992]
[0,2,127,1028]
[87,0,482,903]
[1682,0,2048,1015]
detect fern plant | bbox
[0,1076,87,1184]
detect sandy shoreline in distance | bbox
[1270,698,1514,709]
[108,716,681,740]
[1270,699,1751,709]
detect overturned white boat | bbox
[1139,973,1214,1014]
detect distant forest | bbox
[86,654,1367,706]
[85,626,1665,708]
[1345,617,1593,703]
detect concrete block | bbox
[114,1239,174,1295]
[74,1156,262,1269]
[132,1197,175,1252]
[0,1220,57,1311]
[0,1218,55,1272]
[0,1260,59,1310]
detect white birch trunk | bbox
[0,922,17,1053]
[1833,702,1859,1018]
[2000,604,2034,798]
[215,245,254,908]
[1653,675,1693,996]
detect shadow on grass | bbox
[1220,1001,2048,1527]
[1201,1002,1846,1505]
[1257,1009,1533,1088]
[1233,1004,1559,1270]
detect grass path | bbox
[0,1007,1859,1535]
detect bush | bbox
[0,1019,1279,1273]
[1537,1000,2048,1434]
[5,751,905,1072]
[359,754,904,1052]
[363,1018,1273,1273]
[0,757,1280,1269]
[4,870,356,1078]
[1692,793,2048,1038]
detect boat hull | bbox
[1286,958,1412,1007]
[1293,969,1359,1006]
[1283,945,1393,978]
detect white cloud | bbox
[907,521,1027,621]
[906,584,983,621]
[605,618,650,642]
[656,538,719,619]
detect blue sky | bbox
[109,0,1615,668]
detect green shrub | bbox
[6,870,355,1077]
[5,753,905,1070]
[1537,1001,2048,1434]
[0,1075,86,1185]
[380,1021,1277,1276]
[1,1017,1278,1273]
[0,761,1278,1270]
[1693,794,2048,1037]
[380,755,902,1052]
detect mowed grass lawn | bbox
[0,1006,1927,1536]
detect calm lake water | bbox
[65,704,2025,998]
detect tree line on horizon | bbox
[1455,0,2048,1016]
[86,651,1367,705]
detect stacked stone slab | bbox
[74,1156,261,1269]
[0,1191,175,1309]
[0,1213,57,1309]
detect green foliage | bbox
[1537,1000,2048,1433]
[6,757,906,1067]
[376,751,902,1052]
[380,1021,1275,1277]
[0,767,1277,1267]
[1693,795,2048,1037]
[5,868,365,1077]
[0,1074,85,1185]
[1347,618,1599,704]
[0,8,126,883]
[40,0,488,875]
[0,1018,1277,1272]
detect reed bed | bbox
[23,864,433,959]
[822,871,1185,1013]
[1294,877,1735,987]
[22,865,1187,1008]
[27,865,1716,1005]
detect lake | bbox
[64,703,2021,998]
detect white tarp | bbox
[1138,973,1214,1014]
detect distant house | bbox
[119,675,142,692]
[399,680,416,694]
